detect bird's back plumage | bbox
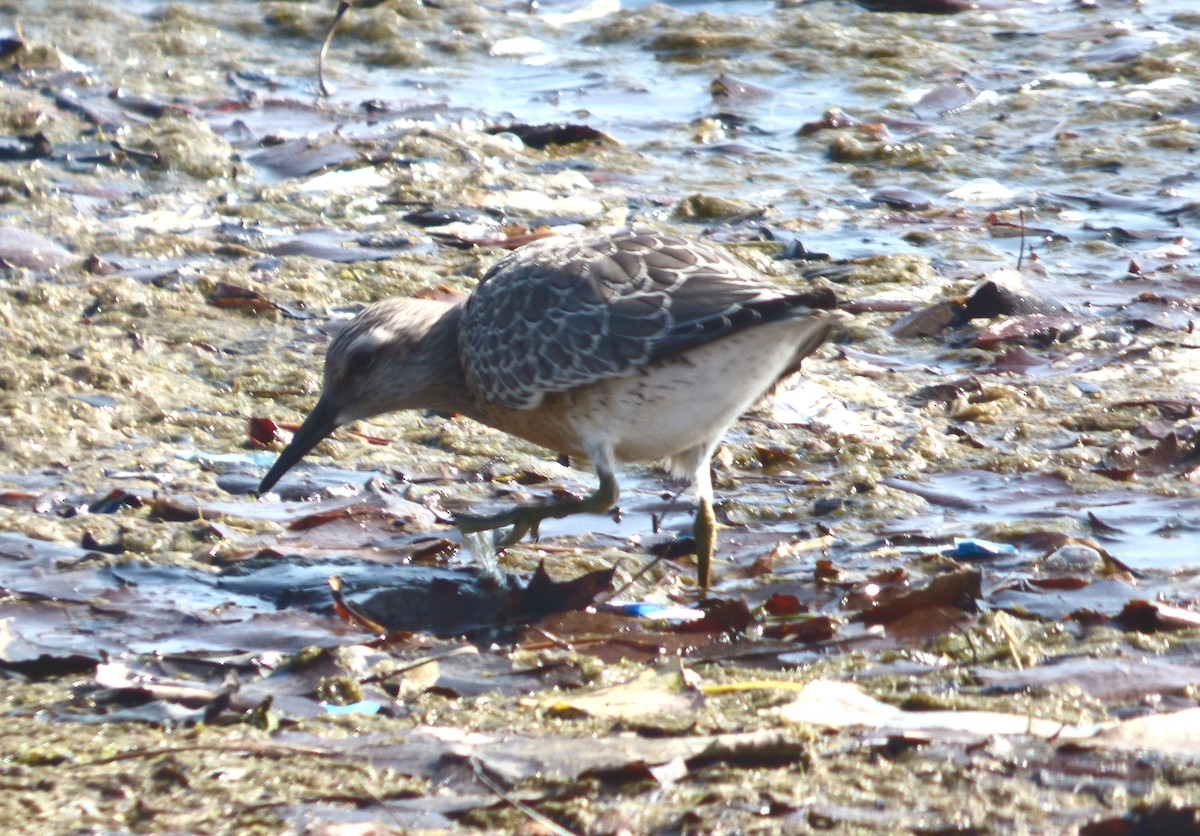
[459,230,840,410]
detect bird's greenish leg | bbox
[693,496,716,591]
[454,469,620,546]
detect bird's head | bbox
[257,297,459,495]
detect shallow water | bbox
[0,0,1193,574]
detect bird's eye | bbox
[346,347,375,376]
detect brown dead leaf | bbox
[852,567,981,625]
[1116,600,1200,632]
[534,668,702,721]
[207,281,275,311]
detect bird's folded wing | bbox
[460,231,840,409]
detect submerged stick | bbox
[318,0,393,97]
[1017,207,1027,271]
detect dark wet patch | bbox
[488,122,614,150]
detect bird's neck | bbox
[410,302,478,415]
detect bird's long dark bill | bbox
[257,397,341,495]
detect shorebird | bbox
[257,229,847,589]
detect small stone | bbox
[1041,545,1104,574]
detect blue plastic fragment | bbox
[323,701,383,715]
[942,538,1019,559]
[606,601,705,621]
[176,449,280,467]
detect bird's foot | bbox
[453,505,544,547]
[693,496,716,592]
[452,473,619,550]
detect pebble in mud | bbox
[1041,544,1106,574]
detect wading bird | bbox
[258,229,846,589]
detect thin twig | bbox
[467,756,578,836]
[353,776,407,831]
[1016,208,1026,271]
[359,646,478,685]
[402,126,484,166]
[72,741,338,768]
[317,1,353,97]
[650,482,689,534]
[937,607,979,667]
[600,553,667,603]
[529,626,574,651]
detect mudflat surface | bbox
[0,1,1199,832]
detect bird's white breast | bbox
[566,317,827,465]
